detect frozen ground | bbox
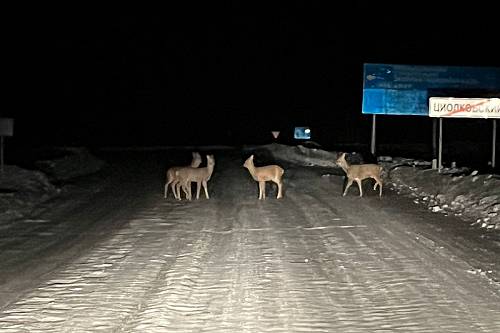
[1,144,498,231]
[0,144,498,332]
[264,143,500,231]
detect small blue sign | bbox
[294,127,311,140]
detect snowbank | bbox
[35,147,106,182]
[388,164,499,230]
[0,165,59,221]
[0,148,105,223]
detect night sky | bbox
[6,2,500,148]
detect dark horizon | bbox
[5,3,500,149]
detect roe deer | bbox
[336,152,383,197]
[164,151,202,199]
[175,154,215,200]
[243,154,284,199]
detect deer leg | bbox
[196,181,202,200]
[373,176,383,196]
[164,181,170,198]
[181,181,191,201]
[171,180,179,200]
[187,181,193,201]
[356,179,363,197]
[343,179,353,196]
[258,181,265,200]
[178,182,184,200]
[202,180,209,199]
[276,180,283,199]
[179,182,186,200]
[175,182,182,200]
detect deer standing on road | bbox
[243,155,284,199]
[164,152,202,199]
[176,154,216,200]
[335,152,383,197]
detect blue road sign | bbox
[362,63,500,116]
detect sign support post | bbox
[432,118,437,159]
[438,118,443,173]
[493,119,497,169]
[370,114,376,155]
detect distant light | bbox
[304,128,311,134]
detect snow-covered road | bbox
[0,149,498,332]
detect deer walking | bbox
[164,151,202,199]
[175,154,216,200]
[243,155,284,199]
[335,152,383,197]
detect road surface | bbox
[0,148,499,332]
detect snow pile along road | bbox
[0,147,106,223]
[35,147,107,182]
[387,164,500,230]
[0,165,59,221]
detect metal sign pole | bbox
[432,118,437,159]
[493,119,497,169]
[371,114,376,155]
[438,118,443,173]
